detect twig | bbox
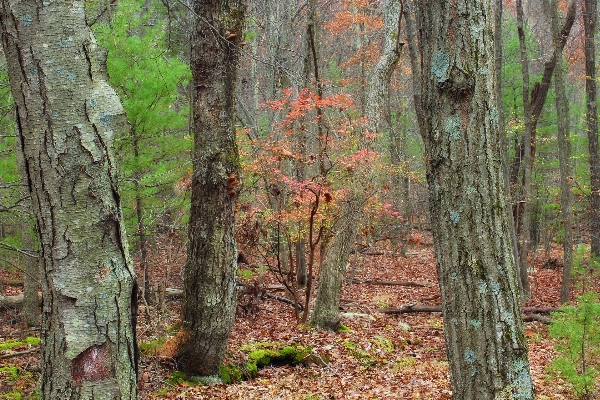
[0,348,39,359]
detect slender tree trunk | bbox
[1,1,138,397]
[495,0,521,289]
[177,0,246,377]
[514,0,534,298]
[550,1,573,304]
[311,193,364,331]
[583,0,600,256]
[416,0,533,397]
[133,133,150,305]
[311,0,403,331]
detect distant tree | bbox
[94,0,191,304]
[583,0,599,257]
[176,0,246,377]
[1,0,138,398]
[416,0,533,397]
[548,0,574,304]
[311,0,404,331]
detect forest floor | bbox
[0,232,597,399]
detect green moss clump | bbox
[0,337,40,351]
[0,366,19,380]
[164,370,194,387]
[219,363,243,384]
[220,342,313,384]
[138,336,168,356]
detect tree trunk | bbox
[311,193,364,331]
[15,131,39,327]
[495,0,521,294]
[311,0,403,331]
[510,0,576,298]
[177,0,246,377]
[0,1,138,398]
[583,0,600,256]
[547,0,574,304]
[416,0,533,398]
[514,0,534,298]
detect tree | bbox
[94,0,191,305]
[510,0,576,298]
[415,0,533,397]
[0,0,138,398]
[176,0,246,377]
[549,0,574,304]
[583,0,599,257]
[311,0,404,331]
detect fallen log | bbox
[379,305,560,315]
[379,304,441,314]
[522,313,553,324]
[164,285,303,310]
[0,294,41,309]
[351,279,433,288]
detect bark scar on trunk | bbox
[71,343,112,385]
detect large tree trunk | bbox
[583,0,600,256]
[416,1,533,398]
[550,1,573,304]
[0,1,138,398]
[177,0,246,377]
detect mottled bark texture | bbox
[416,1,533,398]
[0,1,138,398]
[16,131,40,327]
[177,0,246,377]
[311,192,364,331]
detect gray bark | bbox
[515,0,533,298]
[416,0,533,398]
[311,192,364,331]
[547,0,573,304]
[0,0,138,398]
[177,0,246,377]
[583,0,600,256]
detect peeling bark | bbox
[0,0,137,398]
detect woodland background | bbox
[0,0,600,398]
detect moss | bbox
[138,336,167,356]
[221,342,313,384]
[238,268,254,281]
[0,366,19,380]
[0,392,22,400]
[0,337,40,352]
[372,335,394,352]
[248,349,273,367]
[165,371,189,386]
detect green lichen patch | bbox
[445,117,461,141]
[431,51,450,82]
